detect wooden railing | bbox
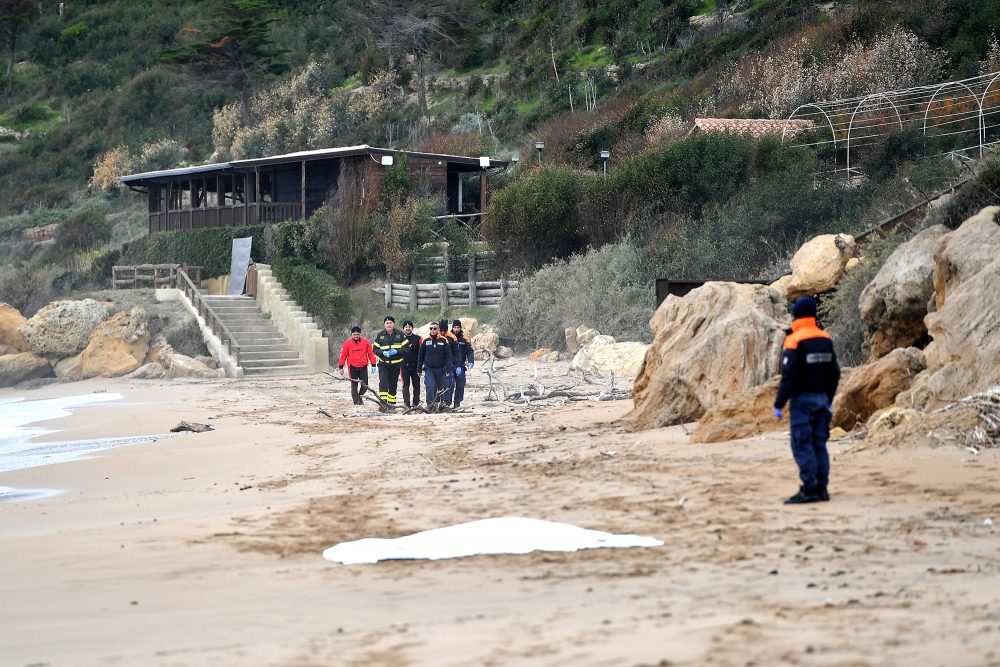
[112,264,203,289]
[375,279,518,310]
[250,202,302,224]
[176,268,241,365]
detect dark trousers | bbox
[348,365,369,404]
[401,366,420,407]
[452,372,466,407]
[789,393,832,489]
[378,363,401,405]
[424,366,450,404]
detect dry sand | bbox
[1,360,999,667]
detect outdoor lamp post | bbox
[535,141,544,164]
[510,153,519,168]
[600,150,610,179]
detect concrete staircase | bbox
[201,295,309,375]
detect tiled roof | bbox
[691,118,815,139]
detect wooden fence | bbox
[111,264,204,289]
[374,279,518,310]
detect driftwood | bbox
[933,385,1000,447]
[481,353,632,405]
[322,369,394,413]
[170,421,213,433]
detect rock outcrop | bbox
[859,225,947,359]
[896,207,1000,409]
[0,303,29,351]
[19,299,108,359]
[471,331,499,352]
[565,327,579,354]
[785,234,856,300]
[691,377,780,443]
[831,347,925,430]
[0,352,53,387]
[629,282,789,430]
[54,307,150,381]
[528,347,554,361]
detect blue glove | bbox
[455,366,463,376]
[773,408,783,420]
[370,366,377,377]
[469,360,475,369]
[385,349,397,358]
[826,403,833,411]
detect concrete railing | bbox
[253,263,330,371]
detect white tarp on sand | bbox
[322,516,663,565]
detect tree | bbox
[0,0,36,94]
[160,0,288,113]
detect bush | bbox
[932,162,1000,229]
[495,241,655,349]
[0,266,53,317]
[483,165,588,271]
[271,256,352,328]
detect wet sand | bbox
[1,364,998,666]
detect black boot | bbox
[817,486,830,501]
[784,485,823,505]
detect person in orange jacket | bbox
[774,297,841,505]
[338,325,376,406]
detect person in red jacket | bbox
[338,326,377,405]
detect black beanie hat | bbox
[791,296,817,319]
[384,315,395,323]
[438,319,448,330]
[402,320,414,328]
[350,325,362,333]
[452,319,462,328]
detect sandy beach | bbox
[1,363,998,667]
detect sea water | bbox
[0,393,176,501]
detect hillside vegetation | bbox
[2,0,1000,340]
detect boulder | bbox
[858,225,948,359]
[126,362,167,380]
[0,352,54,387]
[785,234,857,300]
[565,327,580,354]
[528,347,554,361]
[572,340,647,379]
[471,331,499,352]
[53,307,150,381]
[160,346,222,378]
[691,377,780,443]
[19,299,108,359]
[629,282,789,431]
[495,345,513,359]
[0,343,19,356]
[577,327,600,347]
[866,406,923,440]
[769,274,792,302]
[0,303,29,351]
[457,317,478,339]
[541,351,562,363]
[831,347,926,430]
[896,208,1000,409]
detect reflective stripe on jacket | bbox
[373,329,410,365]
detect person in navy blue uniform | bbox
[774,297,841,505]
[417,322,454,405]
[399,320,422,408]
[449,319,475,409]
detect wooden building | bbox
[120,145,508,234]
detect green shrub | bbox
[110,224,278,278]
[483,165,588,271]
[932,162,1000,229]
[496,241,654,349]
[271,256,352,328]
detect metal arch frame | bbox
[979,72,1000,151]
[846,93,904,175]
[923,81,984,158]
[783,103,838,162]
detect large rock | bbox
[160,346,222,378]
[54,307,150,381]
[565,327,580,354]
[785,234,856,300]
[457,317,478,339]
[528,347,554,361]
[832,347,925,430]
[572,339,648,379]
[471,331,499,352]
[859,225,948,359]
[577,326,600,347]
[19,299,108,359]
[897,207,1000,408]
[0,303,29,352]
[691,377,780,443]
[0,352,53,387]
[629,282,789,430]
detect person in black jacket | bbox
[372,316,410,408]
[774,296,841,505]
[417,322,453,405]
[400,320,422,408]
[450,319,475,409]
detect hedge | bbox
[104,224,278,278]
[271,255,352,328]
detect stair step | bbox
[242,364,311,376]
[240,358,307,369]
[240,350,303,361]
